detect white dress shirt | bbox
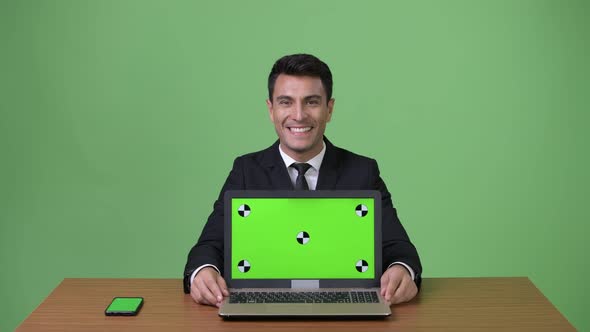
[278,142,326,190]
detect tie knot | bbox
[290,162,312,175]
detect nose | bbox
[292,102,306,121]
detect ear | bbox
[326,98,335,122]
[266,99,274,122]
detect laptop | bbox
[219,190,391,318]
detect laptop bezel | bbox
[223,190,382,288]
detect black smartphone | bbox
[105,297,144,316]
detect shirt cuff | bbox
[189,264,221,287]
[387,261,416,281]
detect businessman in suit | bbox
[184,54,422,307]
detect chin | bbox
[282,135,321,155]
[287,144,312,154]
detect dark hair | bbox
[268,54,333,103]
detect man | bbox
[184,54,422,308]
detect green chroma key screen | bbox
[231,198,375,279]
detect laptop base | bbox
[219,302,391,318]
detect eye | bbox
[307,99,320,105]
[278,100,291,106]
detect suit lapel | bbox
[259,140,294,190]
[316,137,342,190]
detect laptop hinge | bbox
[291,280,319,289]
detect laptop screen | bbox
[225,191,380,282]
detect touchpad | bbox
[264,304,313,315]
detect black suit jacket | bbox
[183,138,422,293]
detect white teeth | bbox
[290,127,311,133]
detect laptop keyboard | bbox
[229,291,380,304]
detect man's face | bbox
[267,74,334,161]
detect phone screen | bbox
[105,297,144,316]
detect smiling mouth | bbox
[288,126,312,133]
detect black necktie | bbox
[290,163,312,190]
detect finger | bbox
[390,277,409,304]
[196,277,219,306]
[203,275,225,304]
[190,282,203,304]
[385,274,403,302]
[391,277,417,304]
[217,275,230,296]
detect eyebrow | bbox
[275,95,323,101]
[304,95,322,100]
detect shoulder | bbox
[333,145,374,161]
[328,140,378,167]
[231,140,280,168]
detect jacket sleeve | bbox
[183,157,245,293]
[369,159,423,288]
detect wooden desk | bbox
[17,277,574,331]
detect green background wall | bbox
[1,0,588,330]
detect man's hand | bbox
[190,267,229,307]
[380,264,418,305]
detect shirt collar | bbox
[278,141,326,172]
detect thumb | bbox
[380,271,390,296]
[217,274,230,296]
